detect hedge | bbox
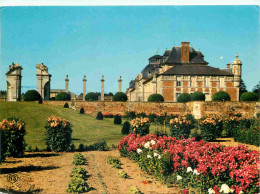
[191,92,205,101]
[212,91,230,101]
[177,93,191,103]
[56,92,71,101]
[113,92,127,102]
[240,92,259,101]
[85,92,98,101]
[148,94,164,102]
[23,90,41,101]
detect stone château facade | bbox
[126,42,242,102]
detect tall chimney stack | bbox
[226,64,230,69]
[118,76,122,92]
[181,42,190,63]
[65,75,69,93]
[101,75,105,101]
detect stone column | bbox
[152,73,157,94]
[101,75,104,101]
[118,76,122,92]
[83,75,87,100]
[36,63,51,100]
[65,75,69,93]
[6,63,23,101]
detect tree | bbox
[252,82,260,94]
[239,79,247,97]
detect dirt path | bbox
[0,150,181,194]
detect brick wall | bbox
[42,101,259,119]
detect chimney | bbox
[226,64,230,69]
[65,75,69,93]
[181,42,190,63]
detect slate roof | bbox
[165,47,208,65]
[162,65,234,76]
[148,55,163,60]
[141,63,160,79]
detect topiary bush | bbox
[113,92,128,102]
[23,90,41,101]
[240,92,259,101]
[80,107,85,114]
[148,94,164,102]
[212,91,231,101]
[38,98,43,104]
[96,112,103,120]
[114,115,122,125]
[191,92,205,101]
[55,92,71,101]
[78,144,85,152]
[85,92,98,101]
[64,102,69,108]
[177,93,191,103]
[0,118,26,161]
[45,116,72,152]
[121,121,130,135]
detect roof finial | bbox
[156,48,159,54]
[236,53,239,59]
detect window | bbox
[177,81,181,87]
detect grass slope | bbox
[0,102,166,150]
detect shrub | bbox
[78,144,85,152]
[212,91,231,101]
[148,113,157,122]
[72,153,86,165]
[66,177,89,193]
[107,156,122,169]
[113,92,128,102]
[114,115,122,125]
[34,146,39,152]
[200,115,223,141]
[0,118,26,161]
[169,116,192,139]
[85,139,109,151]
[177,93,191,103]
[23,90,41,101]
[222,116,240,137]
[96,111,103,120]
[148,94,164,102]
[118,170,129,178]
[45,116,72,152]
[240,92,259,101]
[64,102,69,108]
[80,107,85,114]
[126,111,136,120]
[70,167,88,180]
[136,112,147,118]
[38,98,43,104]
[85,92,98,101]
[129,117,150,136]
[121,121,130,135]
[55,92,71,101]
[70,144,76,152]
[191,92,205,101]
[153,129,168,137]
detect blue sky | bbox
[0,6,259,94]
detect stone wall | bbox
[42,101,260,119]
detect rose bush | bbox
[129,117,150,136]
[169,116,193,139]
[200,115,223,141]
[0,118,26,161]
[117,133,259,194]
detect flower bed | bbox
[102,112,126,118]
[117,133,259,193]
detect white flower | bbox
[144,142,150,149]
[193,169,200,175]
[137,148,142,154]
[176,175,182,181]
[150,140,156,145]
[230,189,234,193]
[187,167,193,173]
[239,191,243,194]
[220,184,230,194]
[158,155,162,159]
[154,152,159,157]
[208,188,215,194]
[147,155,152,159]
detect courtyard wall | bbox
[42,101,260,119]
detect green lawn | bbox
[0,102,168,150]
